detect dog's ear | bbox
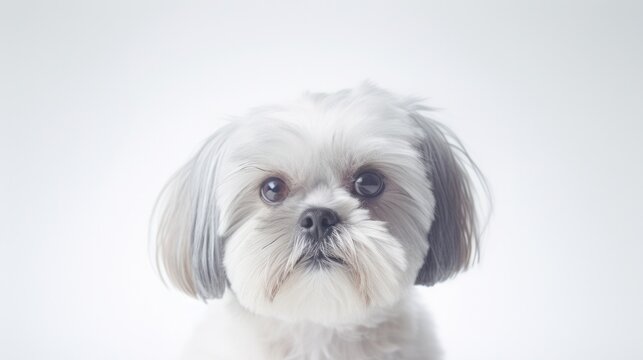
[152,124,235,300]
[410,111,487,286]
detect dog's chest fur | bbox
[181,291,441,360]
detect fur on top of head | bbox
[152,83,487,324]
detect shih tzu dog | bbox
[152,83,487,359]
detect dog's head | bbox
[153,84,486,324]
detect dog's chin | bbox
[229,252,410,325]
[236,266,400,325]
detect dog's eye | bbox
[260,177,289,204]
[353,171,384,198]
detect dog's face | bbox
[154,84,482,325]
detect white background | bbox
[2,1,642,359]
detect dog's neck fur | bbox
[183,289,441,360]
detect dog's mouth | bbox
[267,243,364,302]
[299,252,346,268]
[267,233,354,300]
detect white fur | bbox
[153,83,485,359]
[182,289,441,360]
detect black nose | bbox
[299,207,340,240]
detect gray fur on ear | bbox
[411,112,488,286]
[152,124,235,299]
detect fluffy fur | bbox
[152,83,486,359]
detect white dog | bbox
[152,83,486,359]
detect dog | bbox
[152,83,487,359]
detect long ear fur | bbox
[411,111,489,286]
[152,124,235,299]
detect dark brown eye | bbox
[260,177,289,204]
[354,171,384,198]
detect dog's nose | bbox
[299,207,340,240]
